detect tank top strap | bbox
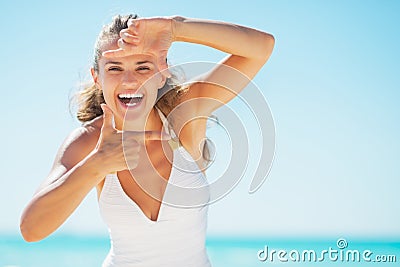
[155,108,180,150]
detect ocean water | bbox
[1,235,399,267]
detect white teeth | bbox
[126,103,139,106]
[118,93,143,98]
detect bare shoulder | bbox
[58,116,103,168]
[36,116,103,193]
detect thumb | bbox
[102,48,129,58]
[100,104,115,132]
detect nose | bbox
[121,71,139,88]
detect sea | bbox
[1,235,399,267]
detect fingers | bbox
[103,21,141,58]
[102,40,139,58]
[102,47,128,58]
[120,30,139,44]
[100,104,115,132]
[127,19,139,35]
[103,30,140,58]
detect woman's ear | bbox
[158,75,167,89]
[158,58,171,88]
[91,68,100,89]
[157,78,170,101]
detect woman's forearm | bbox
[172,16,274,61]
[20,152,106,242]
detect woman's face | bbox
[93,42,165,127]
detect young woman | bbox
[20,14,274,266]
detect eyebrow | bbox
[105,61,122,65]
[136,60,153,65]
[105,60,153,65]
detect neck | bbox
[114,107,162,132]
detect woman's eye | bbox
[108,67,123,71]
[136,66,151,71]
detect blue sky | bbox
[1,0,399,239]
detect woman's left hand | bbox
[103,17,173,78]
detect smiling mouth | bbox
[118,93,144,107]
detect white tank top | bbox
[98,110,212,267]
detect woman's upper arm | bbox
[170,36,274,152]
[179,36,275,115]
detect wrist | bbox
[171,15,186,42]
[84,150,110,178]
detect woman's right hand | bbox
[102,17,174,78]
[94,104,169,173]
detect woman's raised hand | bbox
[102,17,174,78]
[94,104,170,173]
